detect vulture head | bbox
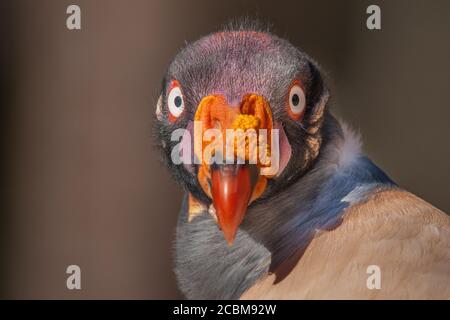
[155,24,329,245]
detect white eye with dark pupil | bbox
[168,86,185,118]
[288,84,306,116]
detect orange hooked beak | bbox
[194,94,274,245]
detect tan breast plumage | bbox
[241,189,450,299]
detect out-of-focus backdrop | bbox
[0,0,449,299]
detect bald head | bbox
[166,30,316,118]
[156,23,329,209]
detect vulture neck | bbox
[174,115,395,299]
[242,115,395,275]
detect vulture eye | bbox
[287,82,306,121]
[167,81,185,121]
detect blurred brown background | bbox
[0,0,449,299]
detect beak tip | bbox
[220,223,238,246]
[224,232,236,246]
